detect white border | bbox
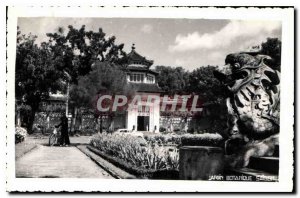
[6,6,294,192]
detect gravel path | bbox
[16,145,114,178]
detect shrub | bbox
[71,129,96,136]
[144,133,181,145]
[15,127,27,144]
[143,133,223,146]
[84,129,96,135]
[173,128,180,132]
[90,133,179,171]
[180,133,223,146]
[159,127,166,132]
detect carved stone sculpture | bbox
[214,52,280,168]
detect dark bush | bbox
[159,127,166,132]
[15,127,27,144]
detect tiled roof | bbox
[125,66,159,75]
[128,83,163,93]
[127,49,153,67]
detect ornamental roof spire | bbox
[127,44,153,67]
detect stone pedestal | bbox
[179,146,224,180]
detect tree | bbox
[69,61,130,133]
[187,66,228,103]
[155,66,189,95]
[46,25,128,131]
[46,25,128,84]
[155,65,228,134]
[15,28,63,132]
[260,38,281,71]
[186,66,229,134]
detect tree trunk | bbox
[78,114,83,131]
[99,115,103,133]
[16,110,21,127]
[71,107,78,132]
[27,108,37,134]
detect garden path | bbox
[16,145,114,178]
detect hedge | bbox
[143,133,223,147]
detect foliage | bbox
[69,61,128,110]
[16,28,64,132]
[46,25,127,84]
[155,66,189,95]
[187,66,228,102]
[90,133,179,170]
[260,38,281,71]
[15,127,27,144]
[71,129,97,136]
[69,61,130,132]
[143,133,223,146]
[90,132,223,178]
[16,25,127,132]
[180,133,223,146]
[155,65,227,103]
[144,133,181,145]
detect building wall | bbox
[126,92,160,132]
[127,106,137,131]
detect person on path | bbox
[56,114,70,146]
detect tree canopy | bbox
[69,61,128,112]
[155,66,189,95]
[155,65,227,103]
[15,25,128,131]
[46,25,128,84]
[260,37,281,71]
[187,66,228,103]
[15,28,65,130]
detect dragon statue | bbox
[214,52,280,168]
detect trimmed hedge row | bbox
[181,133,224,147]
[143,133,223,147]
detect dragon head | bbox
[214,53,275,93]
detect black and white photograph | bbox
[5,6,294,192]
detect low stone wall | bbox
[179,146,224,180]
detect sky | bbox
[18,17,281,71]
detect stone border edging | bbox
[76,145,136,179]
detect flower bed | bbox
[89,132,223,179]
[15,127,27,144]
[89,133,179,179]
[87,145,178,179]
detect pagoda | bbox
[123,44,162,132]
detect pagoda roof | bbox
[128,83,163,93]
[125,65,159,75]
[127,44,154,67]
